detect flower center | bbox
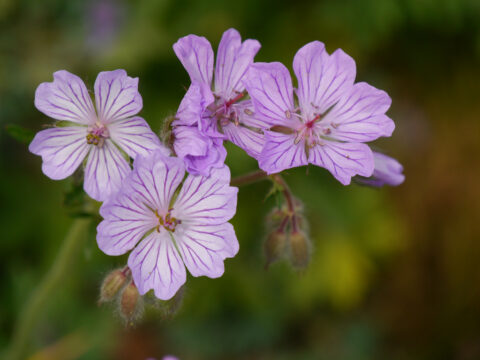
[208,92,246,129]
[86,122,109,147]
[154,209,181,233]
[294,113,323,147]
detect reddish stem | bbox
[272,174,298,232]
[230,170,268,187]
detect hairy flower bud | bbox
[264,230,287,267]
[99,269,127,303]
[119,282,143,323]
[289,231,310,269]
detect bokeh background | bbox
[1,0,480,359]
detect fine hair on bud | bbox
[289,230,311,269]
[99,268,128,304]
[264,230,288,268]
[119,281,144,325]
[160,114,176,151]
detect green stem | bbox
[6,217,91,360]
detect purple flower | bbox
[172,28,264,169]
[244,41,395,185]
[356,152,405,187]
[29,70,167,201]
[97,149,239,300]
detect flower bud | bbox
[119,282,143,323]
[264,230,287,267]
[99,269,127,303]
[289,231,310,269]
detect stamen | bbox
[154,209,180,232]
[86,122,109,147]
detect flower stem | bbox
[6,217,91,360]
[230,169,269,187]
[271,174,298,232]
[230,170,298,230]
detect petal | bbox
[29,126,89,180]
[173,125,209,157]
[127,151,185,212]
[128,230,186,300]
[356,152,404,187]
[320,82,394,142]
[174,222,239,278]
[222,122,264,159]
[259,131,308,174]
[218,222,239,258]
[97,192,157,256]
[293,42,356,119]
[308,141,374,185]
[214,28,261,99]
[231,100,272,129]
[244,62,298,127]
[35,70,95,124]
[83,140,131,201]
[109,116,166,159]
[174,82,214,126]
[173,126,227,177]
[173,34,214,86]
[94,69,142,123]
[172,166,238,225]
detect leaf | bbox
[5,124,35,145]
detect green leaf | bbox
[5,124,35,145]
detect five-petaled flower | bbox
[172,28,264,175]
[29,69,166,201]
[244,41,395,185]
[97,150,239,300]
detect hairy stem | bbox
[231,170,298,230]
[231,169,268,187]
[272,174,298,232]
[6,217,91,360]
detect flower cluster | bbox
[172,29,263,175]
[29,29,404,302]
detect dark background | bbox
[1,0,480,359]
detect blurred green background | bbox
[1,0,480,359]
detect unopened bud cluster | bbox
[99,267,143,324]
[264,197,311,269]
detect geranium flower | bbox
[97,150,239,300]
[172,28,264,173]
[29,69,165,201]
[244,41,395,185]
